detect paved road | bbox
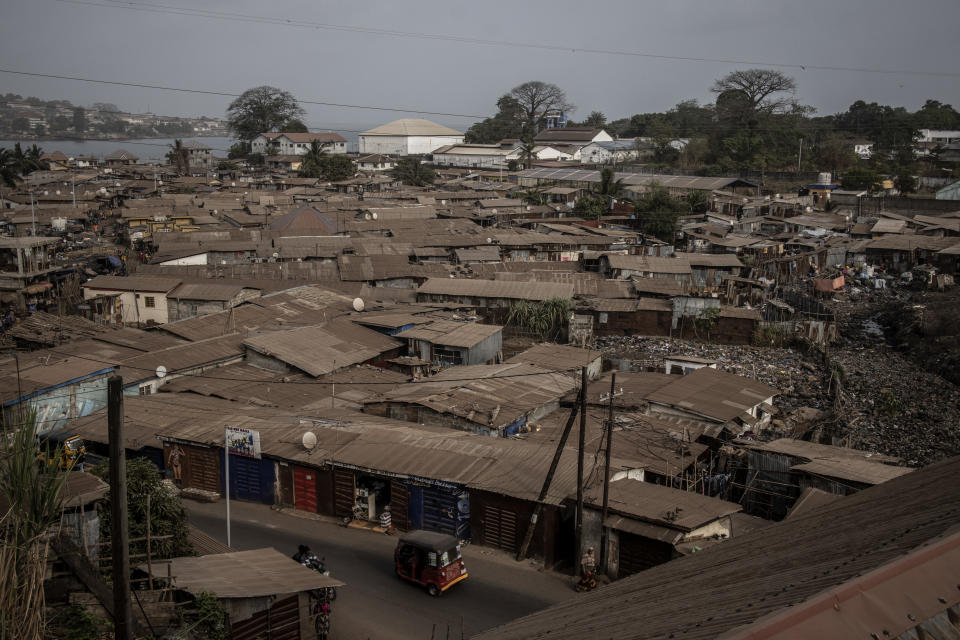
[185,500,574,640]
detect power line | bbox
[53,0,960,79]
[0,68,487,119]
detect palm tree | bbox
[595,167,625,199]
[166,139,189,174]
[391,157,435,186]
[518,188,546,206]
[298,139,329,178]
[10,143,43,175]
[0,148,22,188]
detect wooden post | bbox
[599,373,615,573]
[575,366,587,574]
[515,396,580,561]
[108,375,133,639]
[145,492,153,591]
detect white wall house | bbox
[432,144,522,169]
[82,276,181,326]
[251,132,348,155]
[853,142,874,160]
[534,127,613,147]
[579,140,650,165]
[359,119,464,156]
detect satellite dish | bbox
[486,238,492,243]
[56,190,61,195]
[353,297,365,312]
[364,212,372,220]
[371,212,378,220]
[272,252,280,259]
[302,431,317,450]
[155,365,167,379]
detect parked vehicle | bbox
[394,531,467,596]
[293,545,337,601]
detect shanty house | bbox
[166,283,260,322]
[394,320,503,368]
[82,275,182,326]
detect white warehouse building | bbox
[359,118,464,156]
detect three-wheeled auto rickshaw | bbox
[394,530,467,596]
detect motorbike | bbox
[294,547,337,601]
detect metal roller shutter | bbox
[333,469,355,517]
[266,595,300,640]
[229,455,262,502]
[390,480,409,531]
[422,485,458,537]
[294,466,318,513]
[482,504,518,553]
[184,445,219,494]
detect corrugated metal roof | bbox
[520,168,756,191]
[395,320,502,348]
[117,334,244,380]
[646,367,777,423]
[473,456,960,640]
[506,344,601,371]
[82,275,182,293]
[143,548,343,598]
[243,320,400,377]
[417,278,574,301]
[360,118,463,137]
[586,477,741,532]
[169,283,246,301]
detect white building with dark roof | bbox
[358,118,464,156]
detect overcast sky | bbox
[2,0,958,132]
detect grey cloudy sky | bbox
[1,0,958,131]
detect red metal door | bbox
[293,466,318,513]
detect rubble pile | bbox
[596,336,828,414]
[831,346,960,466]
[596,333,960,467]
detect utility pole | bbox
[515,391,580,561]
[797,137,803,175]
[599,373,616,572]
[108,375,133,640]
[30,191,36,236]
[575,366,587,572]
[224,427,231,548]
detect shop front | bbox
[329,464,470,540]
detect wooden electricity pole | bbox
[600,373,616,571]
[108,375,133,640]
[575,366,587,572]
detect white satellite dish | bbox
[55,190,61,195]
[486,238,492,243]
[353,297,365,312]
[302,431,317,450]
[371,212,378,220]
[155,365,167,379]
[272,252,280,259]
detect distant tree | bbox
[465,94,525,143]
[711,69,798,115]
[0,148,22,187]
[298,141,355,181]
[50,115,71,132]
[392,157,435,186]
[635,183,687,243]
[226,86,305,142]
[166,139,189,174]
[72,107,86,133]
[508,81,574,134]
[574,194,608,220]
[595,167,625,199]
[10,117,28,132]
[913,99,960,130]
[685,190,710,214]
[895,169,917,194]
[841,167,882,191]
[283,118,309,133]
[583,111,607,128]
[227,141,251,159]
[518,188,546,206]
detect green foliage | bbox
[47,604,112,640]
[685,190,710,214]
[693,306,721,338]
[574,194,608,220]
[465,94,525,143]
[841,166,882,191]
[0,410,70,639]
[506,297,572,340]
[177,591,228,640]
[283,118,309,133]
[227,141,251,159]
[298,140,356,181]
[895,169,917,194]
[92,457,193,561]
[391,157,435,186]
[226,85,305,142]
[582,111,606,128]
[166,139,189,174]
[634,183,688,243]
[879,388,901,415]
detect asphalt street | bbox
[185,500,574,640]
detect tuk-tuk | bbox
[394,530,467,596]
[37,434,86,471]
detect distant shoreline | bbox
[0,133,229,142]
